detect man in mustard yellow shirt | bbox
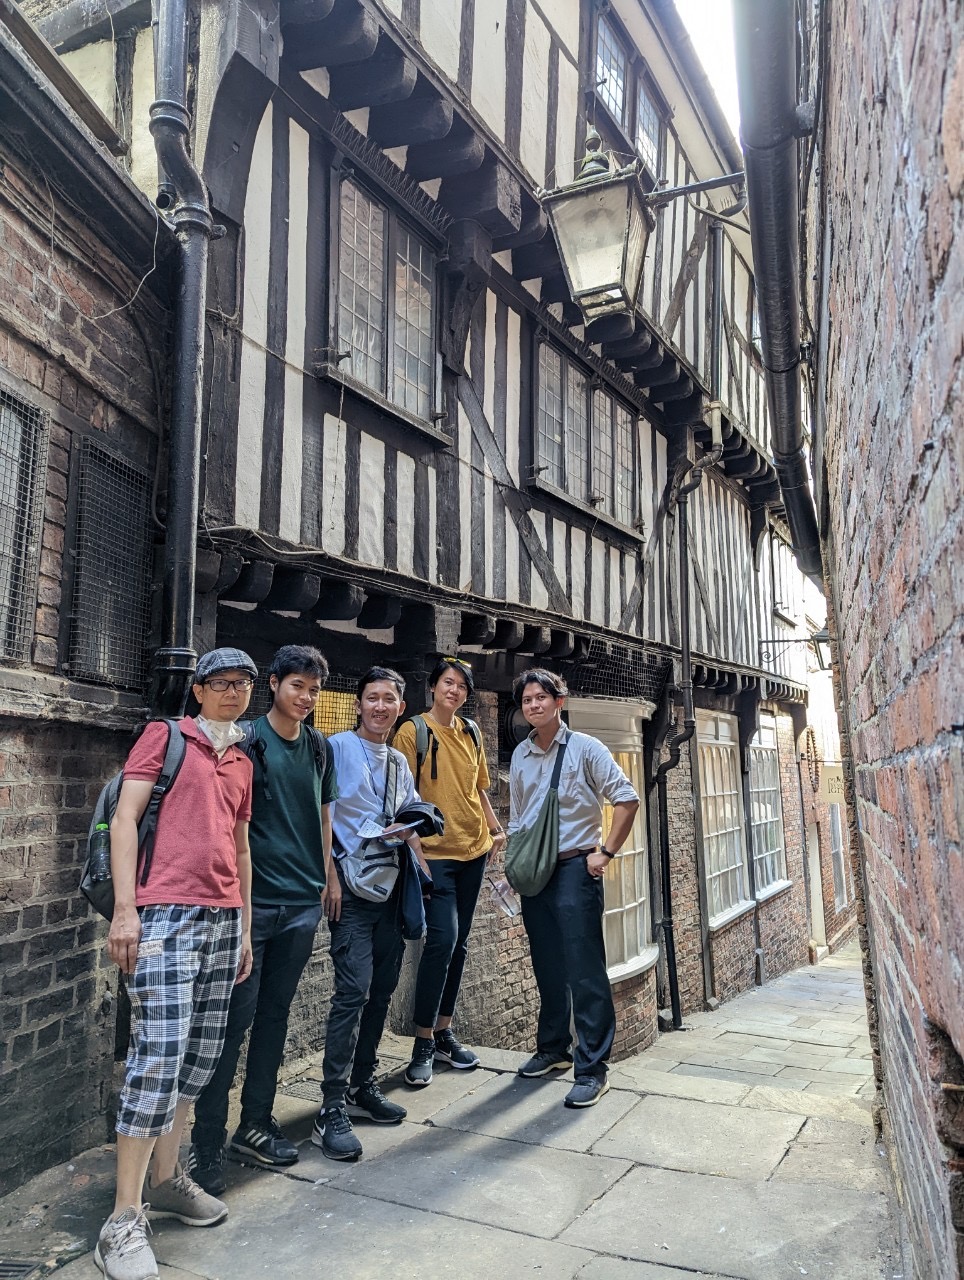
[394,658,506,1086]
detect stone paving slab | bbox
[579,1259,730,1280]
[325,1125,632,1239]
[718,1021,860,1048]
[609,1062,750,1106]
[426,1072,639,1152]
[740,1084,873,1125]
[773,1116,891,1193]
[591,1095,803,1179]
[742,1044,868,1071]
[558,1164,899,1279]
[672,1063,796,1089]
[667,1051,783,1076]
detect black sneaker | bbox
[518,1050,573,1078]
[186,1141,226,1197]
[346,1080,407,1124]
[229,1116,299,1167]
[311,1105,362,1161]
[434,1028,480,1070]
[404,1036,435,1088]
[564,1075,610,1108]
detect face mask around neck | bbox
[197,716,245,756]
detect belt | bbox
[558,847,595,862]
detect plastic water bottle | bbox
[89,823,112,883]
[488,877,521,918]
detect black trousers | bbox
[192,902,321,1145]
[520,856,615,1079]
[321,887,404,1107]
[411,852,487,1028]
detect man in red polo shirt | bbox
[96,648,256,1280]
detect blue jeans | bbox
[321,887,404,1107]
[191,902,321,1144]
[520,856,615,1079]
[412,853,487,1028]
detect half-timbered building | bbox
[1,0,858,1183]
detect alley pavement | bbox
[1,946,908,1280]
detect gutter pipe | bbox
[731,0,822,578]
[654,215,729,1030]
[148,0,219,715]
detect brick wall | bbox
[810,1,964,1273]
[0,127,166,1192]
[666,736,705,1014]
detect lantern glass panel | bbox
[548,182,632,301]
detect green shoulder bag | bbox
[504,734,570,897]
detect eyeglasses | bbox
[443,657,472,669]
[205,678,254,692]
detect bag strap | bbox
[305,725,328,778]
[412,715,430,789]
[239,720,272,799]
[138,719,187,887]
[547,733,570,794]
[385,748,399,820]
[460,717,482,757]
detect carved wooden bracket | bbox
[441,219,492,376]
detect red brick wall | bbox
[811,1,964,1272]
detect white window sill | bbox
[755,877,793,905]
[707,898,756,933]
[607,943,659,985]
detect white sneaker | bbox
[94,1205,157,1280]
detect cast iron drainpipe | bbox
[655,216,731,1029]
[148,0,223,716]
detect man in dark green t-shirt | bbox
[188,645,339,1192]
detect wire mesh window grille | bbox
[68,438,152,689]
[0,386,49,662]
[748,713,787,892]
[830,802,852,909]
[697,710,752,923]
[536,344,639,528]
[771,530,802,622]
[337,177,436,421]
[596,15,628,128]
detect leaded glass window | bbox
[748,713,788,893]
[698,711,752,923]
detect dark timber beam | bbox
[545,630,575,658]
[357,593,403,630]
[282,0,377,71]
[328,33,416,109]
[459,613,497,645]
[635,358,681,390]
[407,116,485,181]
[520,625,552,654]
[656,376,695,403]
[262,569,322,613]
[484,619,526,650]
[280,0,335,24]
[441,159,522,238]
[221,560,274,604]
[512,232,560,281]
[195,549,223,595]
[396,602,461,654]
[211,551,243,595]
[312,580,365,620]
[441,219,492,375]
[585,313,635,345]
[492,196,547,252]
[368,74,454,147]
[606,325,654,364]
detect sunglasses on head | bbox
[443,657,472,670]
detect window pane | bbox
[393,225,435,418]
[565,363,590,501]
[698,721,750,921]
[592,389,614,515]
[830,803,851,908]
[614,403,636,526]
[596,16,628,128]
[339,179,386,394]
[749,716,787,893]
[538,344,565,486]
[636,80,661,174]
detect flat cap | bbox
[195,647,258,682]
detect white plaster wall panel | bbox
[235,103,272,529]
[570,525,587,620]
[484,289,498,424]
[357,434,385,566]
[504,510,520,604]
[321,412,346,556]
[381,0,403,15]
[529,510,550,612]
[505,305,522,486]
[471,0,507,140]
[609,546,621,629]
[396,451,416,577]
[62,43,113,124]
[130,30,158,199]
[536,0,579,61]
[553,516,566,581]
[457,403,473,590]
[554,52,580,188]
[590,536,607,625]
[427,464,438,583]
[420,0,461,83]
[519,6,551,184]
[485,471,496,599]
[278,119,310,544]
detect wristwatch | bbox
[489,827,504,837]
[598,846,615,859]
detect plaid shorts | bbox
[116,905,242,1139]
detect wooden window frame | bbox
[591,10,669,187]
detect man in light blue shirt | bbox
[509,668,639,1108]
